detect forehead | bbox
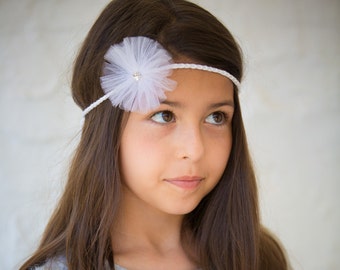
[165,69,234,102]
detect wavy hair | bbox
[20,0,288,269]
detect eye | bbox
[205,111,227,125]
[151,110,175,124]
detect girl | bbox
[20,0,288,269]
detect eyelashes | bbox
[150,110,175,124]
[150,110,230,126]
[205,111,228,125]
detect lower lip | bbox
[164,180,202,190]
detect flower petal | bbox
[100,36,176,113]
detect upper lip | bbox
[164,176,204,181]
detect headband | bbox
[83,36,241,116]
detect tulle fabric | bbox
[100,36,177,113]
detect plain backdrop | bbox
[0,0,339,269]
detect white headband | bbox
[83,36,241,116]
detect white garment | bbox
[33,255,126,270]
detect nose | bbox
[175,123,205,162]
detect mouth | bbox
[164,176,204,190]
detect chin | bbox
[164,200,201,216]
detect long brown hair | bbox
[20,0,288,269]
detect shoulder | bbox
[32,256,68,270]
[31,255,126,270]
[115,265,127,270]
[259,228,290,270]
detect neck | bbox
[111,186,185,253]
[110,186,199,269]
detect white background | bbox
[0,0,339,269]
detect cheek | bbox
[207,133,232,179]
[119,127,165,182]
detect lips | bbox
[164,176,204,190]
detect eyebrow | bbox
[161,100,235,109]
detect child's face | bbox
[119,69,234,215]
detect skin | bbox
[112,69,235,270]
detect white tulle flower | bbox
[100,36,176,113]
